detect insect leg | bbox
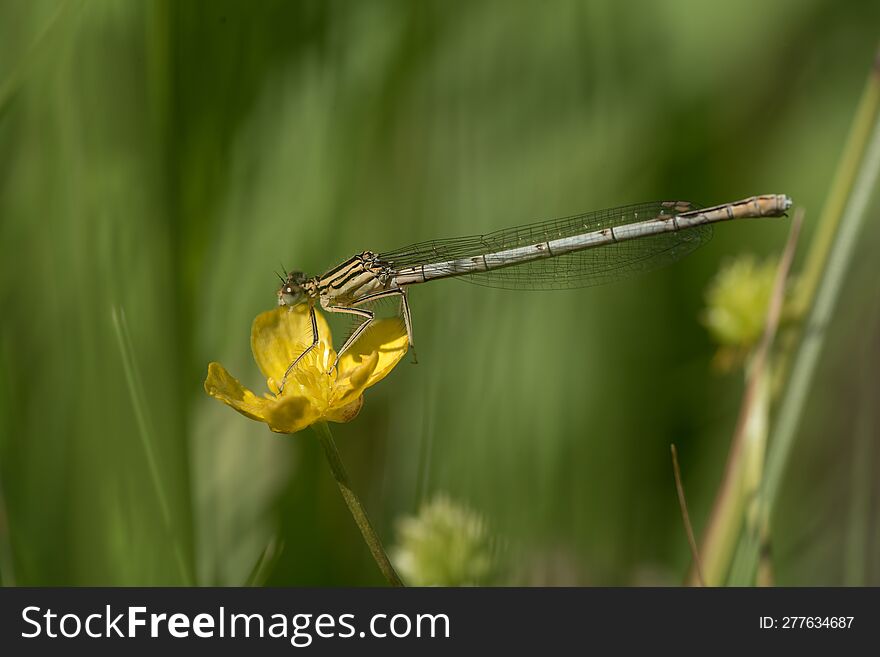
[278,304,319,394]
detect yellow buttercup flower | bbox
[205,305,408,434]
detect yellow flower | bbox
[204,305,408,434]
[701,254,797,371]
[702,255,778,349]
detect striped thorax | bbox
[278,251,396,310]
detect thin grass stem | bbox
[688,212,803,585]
[0,0,74,115]
[762,100,880,511]
[724,56,880,583]
[793,52,880,316]
[671,444,705,586]
[111,307,194,585]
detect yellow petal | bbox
[251,306,333,383]
[333,350,379,408]
[337,317,409,389]
[264,393,322,434]
[204,362,271,423]
[323,395,365,424]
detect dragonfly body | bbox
[277,194,791,390]
[393,195,789,285]
[307,251,395,307]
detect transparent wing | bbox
[379,201,711,290]
[459,225,711,290]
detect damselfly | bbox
[277,194,791,389]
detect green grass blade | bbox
[762,104,880,511]
[111,306,195,585]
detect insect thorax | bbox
[318,251,395,306]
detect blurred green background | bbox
[1,0,878,586]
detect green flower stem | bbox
[312,421,404,587]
